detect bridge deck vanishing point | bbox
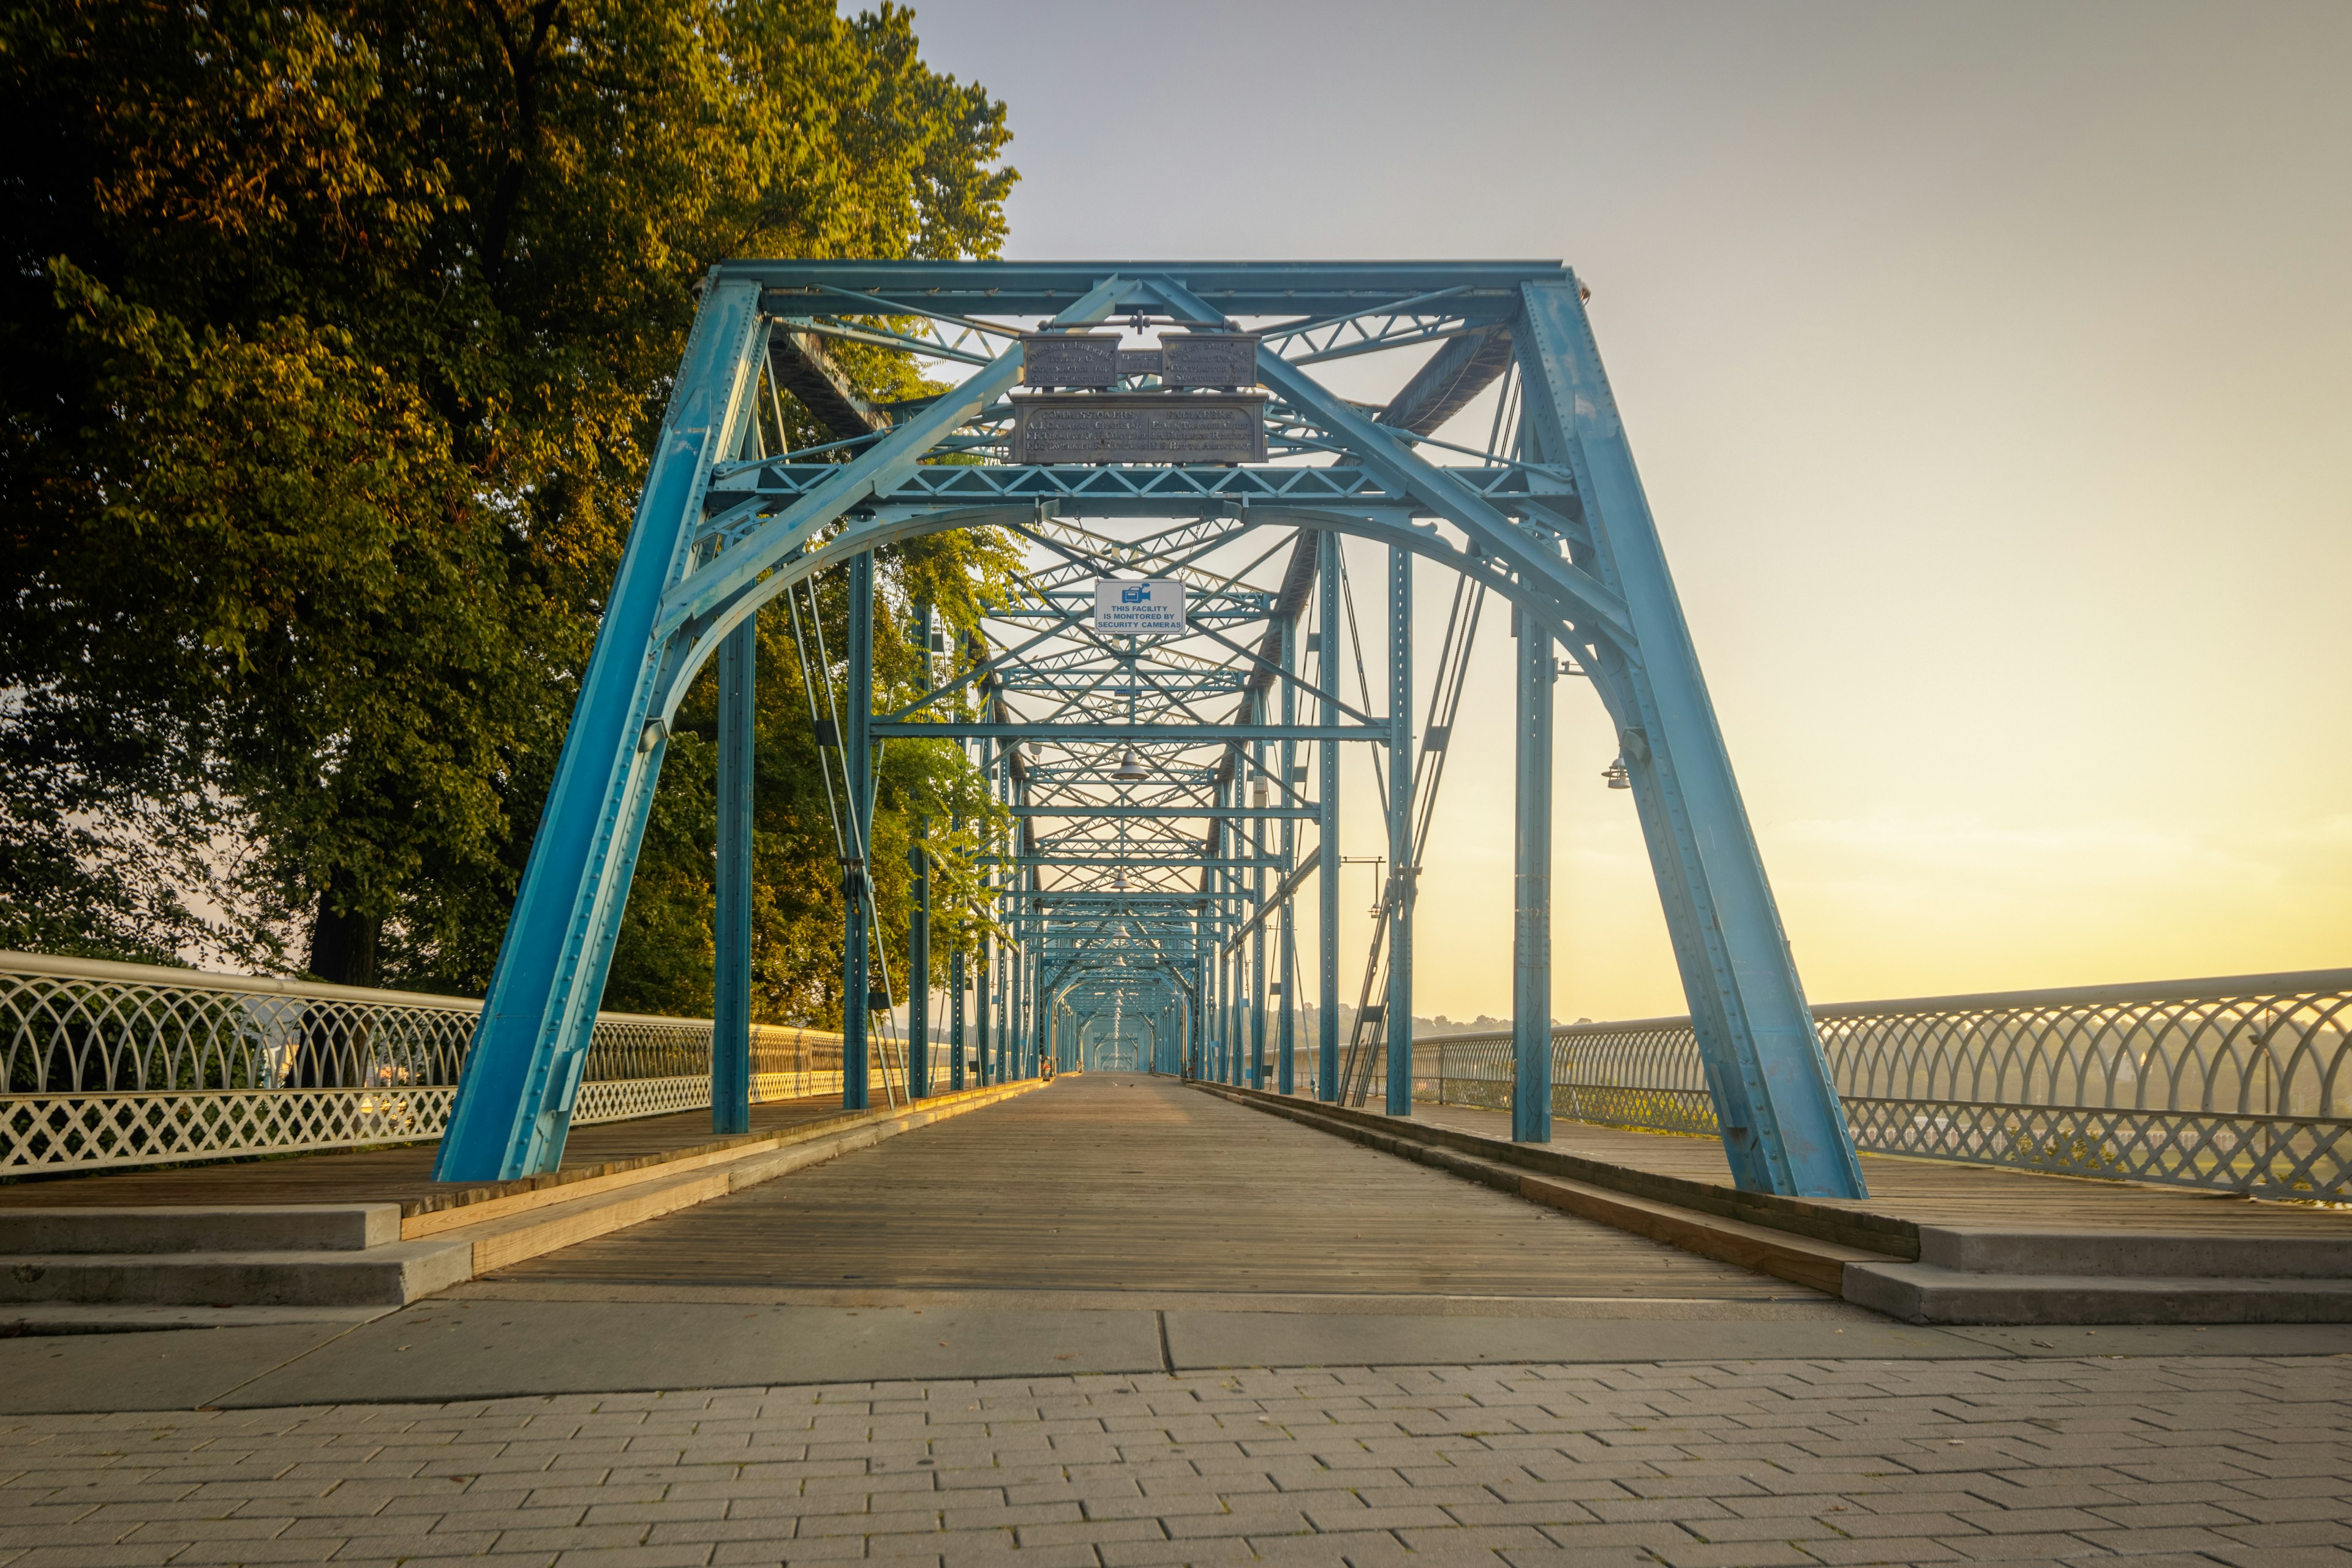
[11,1072,2352,1422]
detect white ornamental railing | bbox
[0,951,849,1175]
[1395,968,2352,1199]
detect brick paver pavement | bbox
[1,1357,2346,1568]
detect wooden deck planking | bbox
[0,1097,850,1210]
[486,1074,1809,1298]
[1414,1101,2352,1235]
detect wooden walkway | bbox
[486,1074,1805,1300]
[0,1096,850,1211]
[1415,1101,2352,1235]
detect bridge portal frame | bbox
[429,259,1867,1199]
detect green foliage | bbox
[0,0,1015,1018]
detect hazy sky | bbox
[905,0,2351,1020]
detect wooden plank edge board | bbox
[403,1079,1046,1242]
[1192,1083,1884,1294]
[410,1079,1049,1293]
[1199,1084,1918,1258]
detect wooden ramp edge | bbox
[1190,1081,1900,1294]
[425,1079,1049,1262]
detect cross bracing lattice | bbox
[430,260,1869,1200]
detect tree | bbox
[0,0,1016,1013]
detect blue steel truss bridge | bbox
[431,260,1869,1201]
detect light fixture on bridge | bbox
[1602,755,1632,790]
[1112,747,1147,783]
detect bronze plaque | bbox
[1011,394,1270,464]
[1161,333,1261,387]
[1020,333,1119,388]
[1115,349,1164,379]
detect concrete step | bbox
[0,1205,399,1254]
[0,1239,473,1307]
[0,1303,395,1336]
[1846,1261,2352,1324]
[1917,1226,2352,1279]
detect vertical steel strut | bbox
[842,551,875,1110]
[1385,545,1414,1117]
[1512,606,1554,1144]
[1318,529,1342,1102]
[713,616,756,1136]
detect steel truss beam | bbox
[433,258,1866,1201]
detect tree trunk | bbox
[307,886,382,989]
[295,883,382,1088]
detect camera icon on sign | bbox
[1120,586,1152,605]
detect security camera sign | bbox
[1093,578,1186,635]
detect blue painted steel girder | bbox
[434,257,1864,1203]
[731,258,1555,319]
[704,462,1566,518]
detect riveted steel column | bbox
[842,551,874,1112]
[433,279,764,1182]
[1318,530,1341,1101]
[1515,277,1864,1199]
[908,830,929,1099]
[1033,953,1049,1077]
[1250,717,1268,1090]
[973,745,991,1088]
[950,942,967,1090]
[1513,607,1555,1144]
[908,602,932,1099]
[1385,545,1414,1118]
[1278,613,1298,1096]
[712,614,756,1136]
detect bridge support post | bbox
[908,603,932,1101]
[1033,953,1048,1079]
[993,883,1009,1082]
[429,278,764,1183]
[1191,949,1205,1079]
[1512,608,1555,1145]
[1515,278,1866,1199]
[1385,544,1414,1118]
[950,944,966,1090]
[1279,614,1297,1096]
[1319,530,1341,1102]
[712,614,756,1137]
[842,551,874,1111]
[1250,729,1268,1090]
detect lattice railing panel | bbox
[0,952,850,1175]
[0,1088,458,1174]
[1404,968,2352,1198]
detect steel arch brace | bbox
[1143,277,1634,654]
[433,276,1137,1180]
[1514,277,1865,1199]
[434,274,767,1181]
